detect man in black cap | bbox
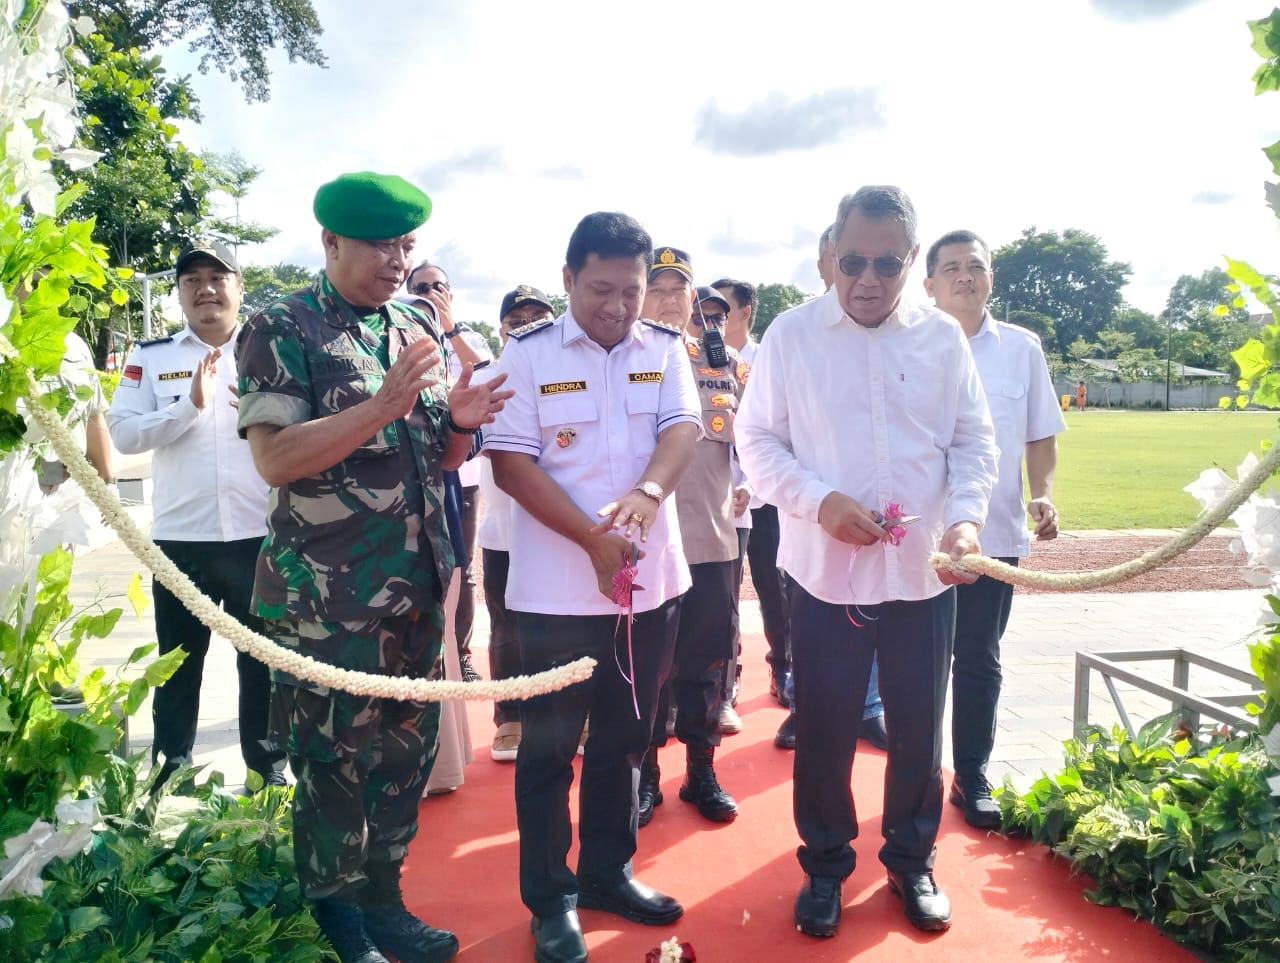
[479,285,556,762]
[636,250,744,828]
[236,172,513,963]
[108,237,285,793]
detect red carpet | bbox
[404,633,1196,962]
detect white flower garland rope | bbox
[930,440,1280,591]
[17,367,594,702]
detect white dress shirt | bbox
[108,325,268,542]
[736,289,997,606]
[482,310,702,616]
[968,313,1066,558]
[475,457,513,552]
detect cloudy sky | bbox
[164,0,1277,324]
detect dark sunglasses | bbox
[838,253,906,278]
[695,312,727,326]
[412,279,450,295]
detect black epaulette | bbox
[138,335,173,348]
[509,318,555,340]
[641,318,681,337]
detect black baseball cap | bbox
[175,237,240,276]
[649,246,693,283]
[500,285,555,321]
[695,285,730,312]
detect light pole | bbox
[140,268,176,340]
[1165,314,1172,411]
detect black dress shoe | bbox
[794,875,841,937]
[531,911,587,963]
[773,713,796,750]
[887,870,952,932]
[770,668,793,708]
[859,714,889,751]
[949,774,1002,829]
[577,877,683,925]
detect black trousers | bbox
[724,527,751,701]
[951,560,1017,778]
[791,585,954,880]
[515,600,680,918]
[651,560,735,750]
[748,504,790,674]
[151,537,283,775]
[483,548,523,726]
[453,484,480,659]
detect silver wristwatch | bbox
[634,481,664,502]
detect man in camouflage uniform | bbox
[236,171,511,963]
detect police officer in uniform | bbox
[236,172,512,963]
[485,213,701,963]
[637,255,744,828]
[107,237,285,790]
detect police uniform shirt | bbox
[676,335,747,564]
[108,325,268,542]
[736,289,997,606]
[482,310,702,616]
[967,312,1066,558]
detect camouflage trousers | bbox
[267,610,445,901]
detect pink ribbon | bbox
[611,548,642,719]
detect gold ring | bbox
[630,512,645,523]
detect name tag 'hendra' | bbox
[539,380,588,395]
[157,370,193,381]
[628,371,663,384]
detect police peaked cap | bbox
[313,172,433,240]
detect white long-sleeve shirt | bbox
[107,324,267,542]
[735,289,997,605]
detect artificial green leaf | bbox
[127,573,149,619]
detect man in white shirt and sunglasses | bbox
[737,185,997,940]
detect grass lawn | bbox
[1052,410,1280,529]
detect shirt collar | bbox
[561,307,640,350]
[972,311,1001,343]
[314,270,395,331]
[826,290,913,332]
[178,322,241,349]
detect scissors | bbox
[871,511,921,529]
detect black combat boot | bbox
[678,744,738,822]
[312,898,389,963]
[637,748,662,827]
[361,861,459,963]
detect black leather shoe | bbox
[364,905,458,963]
[637,751,662,828]
[949,774,1002,829]
[770,668,793,708]
[773,713,796,750]
[794,875,841,937]
[678,745,737,822]
[859,714,889,751]
[531,911,587,963]
[887,870,952,932]
[577,877,683,925]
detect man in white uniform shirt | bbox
[736,186,997,939]
[485,212,701,963]
[923,229,1065,829]
[108,238,284,789]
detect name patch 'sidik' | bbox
[539,380,588,396]
[157,370,193,381]
[628,371,663,384]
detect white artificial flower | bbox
[0,813,92,899]
[70,15,94,37]
[54,146,100,169]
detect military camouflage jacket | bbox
[235,271,454,622]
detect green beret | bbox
[313,172,432,240]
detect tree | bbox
[546,293,568,317]
[62,35,210,364]
[1005,309,1055,346]
[1108,305,1165,351]
[241,263,315,315]
[1162,268,1255,374]
[990,227,1132,356]
[201,150,279,253]
[751,283,808,337]
[69,0,327,103]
